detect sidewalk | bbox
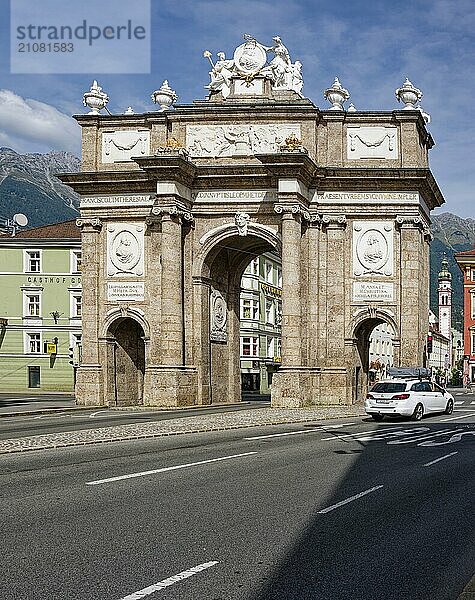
[0,403,365,454]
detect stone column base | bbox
[75,364,104,406]
[143,365,199,407]
[271,367,350,407]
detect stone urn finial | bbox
[83,80,109,115]
[395,78,423,109]
[151,80,178,111]
[324,77,350,110]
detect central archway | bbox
[194,223,281,405]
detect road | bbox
[1,398,474,599]
[0,399,270,440]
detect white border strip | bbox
[86,452,257,486]
[318,485,384,514]
[118,561,219,599]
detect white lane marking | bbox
[86,452,258,486]
[471,401,475,405]
[33,413,67,419]
[419,431,475,447]
[244,423,354,440]
[89,410,110,418]
[318,485,384,514]
[118,561,219,600]
[387,428,461,445]
[320,426,418,441]
[440,411,475,422]
[455,400,465,405]
[423,452,458,466]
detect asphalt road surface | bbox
[0,400,270,440]
[1,403,474,599]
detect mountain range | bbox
[0,147,471,330]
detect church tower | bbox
[438,255,452,365]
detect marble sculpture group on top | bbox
[82,33,429,123]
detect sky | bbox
[0,0,474,218]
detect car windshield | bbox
[371,382,406,393]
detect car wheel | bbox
[444,399,454,415]
[412,403,424,421]
[372,414,384,422]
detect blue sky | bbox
[0,0,474,217]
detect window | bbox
[71,250,82,273]
[25,250,41,272]
[471,294,475,319]
[471,332,475,354]
[27,294,40,317]
[265,262,273,283]
[275,338,282,358]
[72,295,82,318]
[28,366,40,388]
[27,333,41,353]
[276,301,282,326]
[277,268,282,287]
[266,337,275,357]
[242,336,258,357]
[241,298,258,320]
[471,269,475,281]
[265,298,275,324]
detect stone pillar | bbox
[271,203,305,407]
[319,215,349,405]
[396,216,430,366]
[278,206,302,366]
[143,201,198,406]
[75,217,104,405]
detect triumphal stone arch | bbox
[61,34,444,408]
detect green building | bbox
[0,221,81,392]
[240,252,282,396]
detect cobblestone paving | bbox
[0,406,365,454]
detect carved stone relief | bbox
[107,223,144,277]
[186,124,300,157]
[347,127,398,160]
[210,289,227,342]
[235,212,250,236]
[353,221,394,277]
[102,130,150,163]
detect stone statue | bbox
[203,34,304,98]
[267,36,292,88]
[204,51,235,99]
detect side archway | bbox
[102,313,147,406]
[347,308,400,403]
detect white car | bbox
[365,378,454,421]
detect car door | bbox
[419,381,435,413]
[431,382,447,411]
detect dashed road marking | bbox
[423,452,458,466]
[86,452,258,485]
[318,485,384,514]
[440,411,475,422]
[455,400,465,405]
[118,561,219,599]
[419,431,475,447]
[244,422,354,440]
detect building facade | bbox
[455,248,475,383]
[0,221,81,392]
[240,253,282,395]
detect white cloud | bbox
[0,90,81,155]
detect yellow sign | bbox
[47,343,57,354]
